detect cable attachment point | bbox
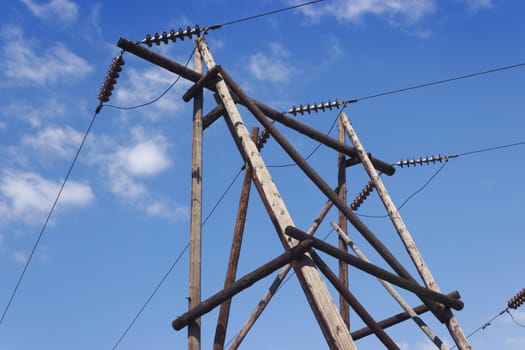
[142,24,217,47]
[396,154,457,168]
[286,99,358,116]
[508,288,525,310]
[350,180,375,211]
[97,54,125,104]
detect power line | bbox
[457,140,525,157]
[286,61,525,115]
[112,168,243,349]
[0,110,99,328]
[356,62,525,102]
[355,139,525,218]
[221,0,326,27]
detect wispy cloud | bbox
[92,127,186,220]
[246,42,298,83]
[19,0,78,25]
[0,25,92,86]
[3,99,67,128]
[460,0,493,12]
[22,126,83,159]
[12,250,28,264]
[296,0,435,24]
[0,170,94,224]
[114,66,191,120]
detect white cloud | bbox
[296,0,435,24]
[460,0,493,12]
[20,0,78,24]
[116,140,170,177]
[1,26,92,86]
[115,67,190,119]
[505,336,525,346]
[0,170,94,224]
[92,128,184,220]
[3,99,66,128]
[13,251,28,264]
[246,42,298,83]
[22,126,83,158]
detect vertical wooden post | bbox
[337,118,350,328]
[196,37,357,350]
[188,44,203,350]
[339,111,471,350]
[213,129,256,350]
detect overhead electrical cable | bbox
[450,288,525,349]
[220,0,326,27]
[0,110,100,328]
[286,61,525,115]
[356,140,525,218]
[112,168,243,349]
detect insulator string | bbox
[396,154,458,168]
[286,99,358,116]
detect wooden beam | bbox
[352,291,461,340]
[285,226,464,311]
[195,38,357,350]
[188,45,203,350]
[216,66,449,320]
[337,118,350,327]
[339,112,471,350]
[116,37,396,176]
[172,239,313,330]
[228,196,335,350]
[311,251,400,350]
[332,222,448,349]
[213,129,256,350]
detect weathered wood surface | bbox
[228,197,335,350]
[116,37,396,176]
[339,112,471,350]
[337,118,350,327]
[196,38,357,350]
[285,226,463,311]
[332,222,448,349]
[188,45,203,350]
[172,240,313,330]
[311,251,400,350]
[213,129,256,350]
[352,291,461,340]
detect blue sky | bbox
[0,0,524,349]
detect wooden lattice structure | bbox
[117,36,472,350]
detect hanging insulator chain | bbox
[97,54,125,104]
[508,288,525,310]
[286,98,358,116]
[350,180,375,211]
[396,154,458,168]
[256,128,271,150]
[141,24,222,47]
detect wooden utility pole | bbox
[188,45,203,350]
[117,35,471,349]
[195,37,357,350]
[337,117,350,327]
[339,111,471,350]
